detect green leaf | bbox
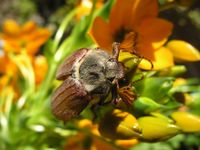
[188,92,200,115]
[134,97,163,114]
[95,0,115,20]
[43,39,54,63]
[134,77,175,102]
[52,8,79,53]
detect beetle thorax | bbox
[73,49,112,95]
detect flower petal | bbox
[90,17,113,50]
[152,38,168,49]
[138,43,155,61]
[22,28,50,41]
[130,0,158,26]
[0,75,10,90]
[139,47,174,70]
[0,53,7,73]
[25,29,50,55]
[2,20,20,36]
[33,55,48,84]
[26,37,48,55]
[21,21,37,33]
[109,0,135,33]
[3,40,21,53]
[138,18,173,43]
[166,40,200,62]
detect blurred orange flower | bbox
[33,55,48,84]
[0,52,48,86]
[0,75,10,92]
[0,20,50,55]
[0,51,17,75]
[0,52,18,95]
[0,20,50,92]
[90,0,174,70]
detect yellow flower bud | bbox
[166,40,200,62]
[118,52,141,73]
[99,109,142,140]
[173,78,187,87]
[138,115,180,142]
[171,111,200,132]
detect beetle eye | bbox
[106,59,118,69]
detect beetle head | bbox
[105,58,120,81]
[105,42,124,81]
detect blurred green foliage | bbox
[0,0,200,150]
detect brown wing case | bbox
[56,48,89,80]
[51,77,90,122]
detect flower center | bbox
[19,40,27,48]
[114,28,130,43]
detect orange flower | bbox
[90,0,174,70]
[0,75,10,92]
[0,20,50,55]
[0,50,18,75]
[0,54,48,101]
[0,20,50,88]
[33,55,48,84]
[0,78,20,101]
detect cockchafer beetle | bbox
[51,43,137,122]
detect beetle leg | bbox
[112,77,120,88]
[110,84,120,105]
[112,97,122,105]
[117,85,136,106]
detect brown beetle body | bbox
[51,77,90,121]
[56,48,89,80]
[51,43,125,122]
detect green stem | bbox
[35,62,57,101]
[52,8,79,53]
